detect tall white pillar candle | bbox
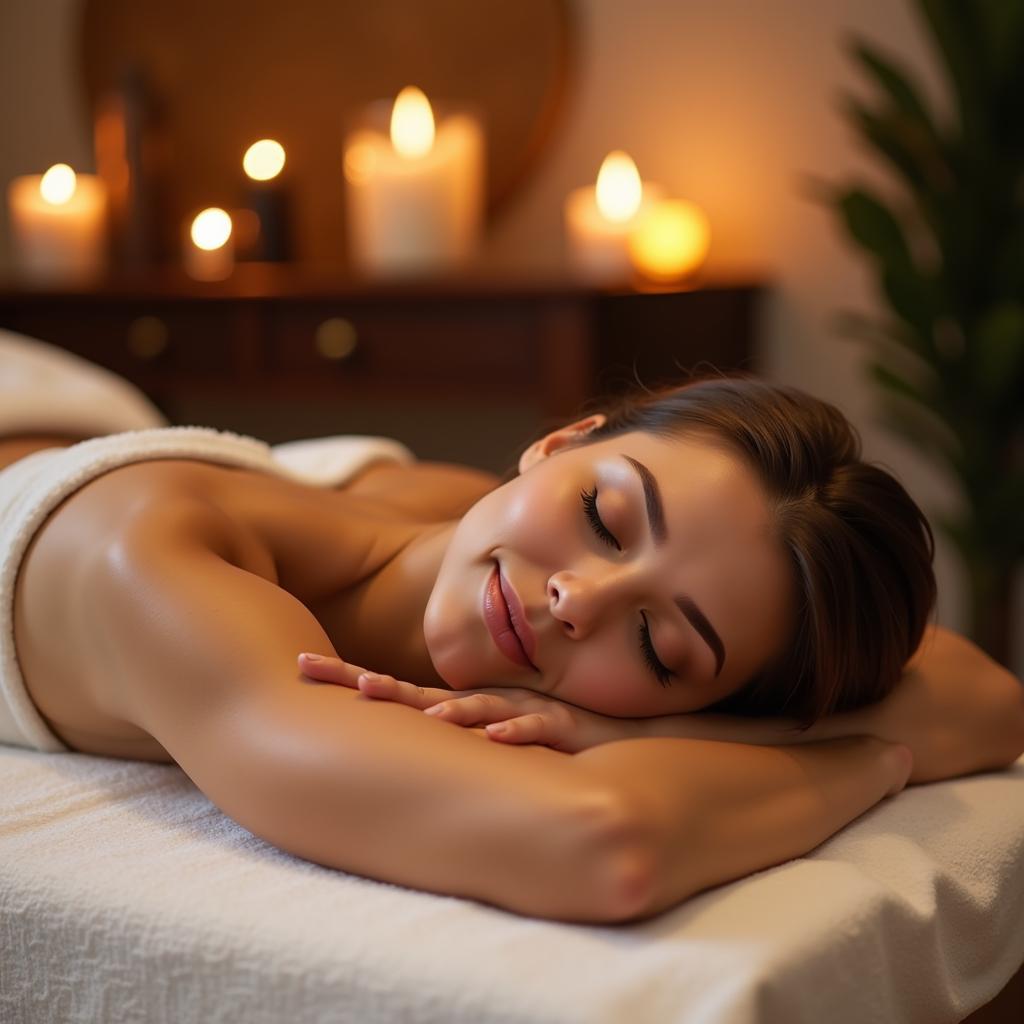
[343,87,485,277]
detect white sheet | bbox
[2,745,1021,1023]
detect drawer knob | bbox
[126,316,169,360]
[314,317,358,361]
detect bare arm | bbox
[632,625,1024,784]
[88,498,633,924]
[572,734,911,921]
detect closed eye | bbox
[580,487,621,550]
[580,488,673,686]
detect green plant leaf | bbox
[917,0,991,144]
[975,0,1024,85]
[832,308,934,363]
[977,470,1024,559]
[868,359,936,412]
[993,222,1024,298]
[837,188,916,272]
[872,391,961,474]
[838,96,945,202]
[880,265,938,344]
[846,37,942,138]
[970,302,1024,402]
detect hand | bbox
[297,653,644,753]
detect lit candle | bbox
[343,86,485,276]
[242,138,291,261]
[6,164,108,284]
[564,152,662,282]
[184,207,234,281]
[628,198,711,285]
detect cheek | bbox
[555,645,657,716]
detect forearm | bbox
[573,734,906,921]
[213,687,628,924]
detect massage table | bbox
[2,329,1023,1022]
[1,747,1022,1023]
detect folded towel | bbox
[0,328,169,437]
[0,426,414,752]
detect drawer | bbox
[6,304,242,379]
[266,301,541,392]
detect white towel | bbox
[0,327,169,437]
[0,744,1021,1023]
[0,426,414,752]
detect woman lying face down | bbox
[10,367,1018,922]
[304,375,937,742]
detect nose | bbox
[547,566,634,639]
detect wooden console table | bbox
[0,266,764,469]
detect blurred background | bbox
[0,0,1020,675]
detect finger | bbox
[485,713,569,750]
[297,653,365,687]
[357,672,447,711]
[424,693,520,727]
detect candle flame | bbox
[243,139,286,181]
[595,151,642,223]
[390,86,435,159]
[190,208,233,250]
[40,164,77,205]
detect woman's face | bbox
[423,418,795,717]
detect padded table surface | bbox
[2,747,1022,1023]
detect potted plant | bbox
[810,0,1023,667]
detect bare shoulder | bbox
[346,460,501,519]
[14,461,278,760]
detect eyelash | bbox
[579,487,673,687]
[579,486,620,550]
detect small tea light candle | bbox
[564,152,662,282]
[242,138,291,261]
[343,86,485,277]
[184,207,234,281]
[7,163,108,284]
[628,198,711,284]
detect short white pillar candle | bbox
[564,151,662,283]
[7,164,108,284]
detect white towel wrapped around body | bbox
[0,426,414,752]
[0,328,169,437]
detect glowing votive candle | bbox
[628,198,711,284]
[343,86,485,277]
[7,164,108,284]
[564,151,662,283]
[242,139,291,261]
[184,207,234,281]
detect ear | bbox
[517,414,607,474]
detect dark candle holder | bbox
[243,181,292,262]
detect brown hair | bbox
[582,372,937,729]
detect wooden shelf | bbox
[0,268,767,468]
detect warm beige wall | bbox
[1,0,1020,670]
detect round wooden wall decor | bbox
[80,0,575,268]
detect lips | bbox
[483,563,538,671]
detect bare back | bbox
[11,449,498,762]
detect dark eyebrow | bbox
[622,455,667,544]
[621,454,727,678]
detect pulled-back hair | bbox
[582,373,936,729]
